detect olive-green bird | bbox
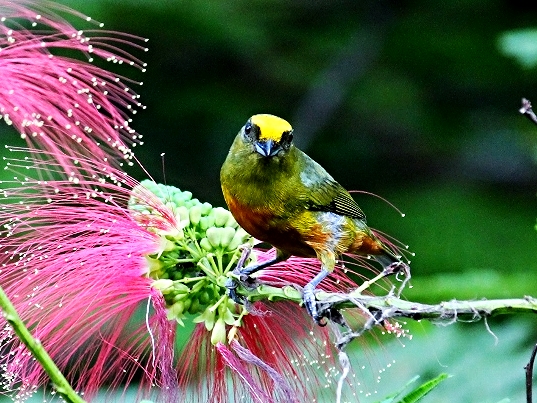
[221,114,406,322]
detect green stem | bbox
[178,276,207,283]
[215,250,224,275]
[209,294,228,312]
[206,254,220,276]
[174,258,196,263]
[224,249,241,274]
[239,284,537,322]
[0,286,86,403]
[197,257,216,278]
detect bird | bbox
[220,114,407,323]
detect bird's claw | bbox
[225,277,244,304]
[303,286,326,326]
[226,245,262,304]
[225,272,259,304]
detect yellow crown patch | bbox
[251,114,293,142]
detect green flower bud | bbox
[200,202,212,215]
[193,306,216,330]
[182,298,192,312]
[188,297,201,314]
[213,207,231,227]
[167,300,185,320]
[152,279,174,294]
[173,282,190,293]
[199,215,215,231]
[206,227,222,248]
[189,204,202,226]
[172,292,189,302]
[199,237,213,252]
[227,228,250,251]
[211,318,227,345]
[219,227,236,248]
[182,190,192,201]
[224,214,237,228]
[173,193,185,206]
[175,206,190,224]
[198,290,211,305]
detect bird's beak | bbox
[254,139,281,157]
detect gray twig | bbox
[520,98,537,125]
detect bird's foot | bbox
[225,269,260,305]
[225,246,256,304]
[225,277,243,305]
[303,285,327,326]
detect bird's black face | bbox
[241,117,294,158]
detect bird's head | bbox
[239,114,294,158]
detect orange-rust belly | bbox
[224,195,317,258]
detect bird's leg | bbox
[233,245,253,273]
[303,268,330,324]
[226,249,290,304]
[225,246,252,304]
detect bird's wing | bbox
[299,153,366,220]
[307,181,366,220]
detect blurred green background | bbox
[1,0,537,401]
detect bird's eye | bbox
[281,130,293,146]
[244,122,252,135]
[287,130,293,143]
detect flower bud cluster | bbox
[129,180,253,343]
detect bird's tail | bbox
[351,221,411,276]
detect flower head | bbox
[0,0,148,177]
[0,151,177,401]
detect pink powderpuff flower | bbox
[0,151,178,401]
[0,149,386,403]
[0,0,148,177]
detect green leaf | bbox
[397,373,450,403]
[374,375,421,403]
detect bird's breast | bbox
[223,191,318,258]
